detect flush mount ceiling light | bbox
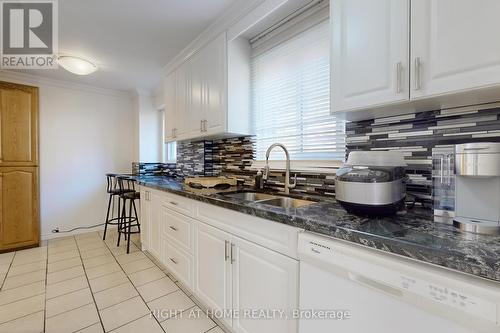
[58,56,98,75]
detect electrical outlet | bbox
[52,227,60,233]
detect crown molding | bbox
[0,70,133,98]
[162,0,264,76]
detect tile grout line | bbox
[100,234,168,333]
[0,252,16,290]
[0,310,46,327]
[45,299,95,320]
[44,242,49,333]
[0,289,46,307]
[141,251,228,333]
[74,236,107,333]
[1,277,47,291]
[131,237,224,332]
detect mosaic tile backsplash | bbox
[346,102,500,204]
[134,102,500,206]
[132,162,177,176]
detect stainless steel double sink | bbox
[220,191,316,209]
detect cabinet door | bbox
[194,222,232,327]
[139,189,150,251]
[411,0,500,99]
[189,52,205,136]
[164,72,176,142]
[148,192,163,259]
[202,33,226,135]
[162,237,194,290]
[0,83,38,166]
[174,65,191,139]
[232,236,299,333]
[332,0,409,112]
[0,167,39,251]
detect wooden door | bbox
[194,222,232,327]
[0,167,39,251]
[231,236,299,333]
[331,0,409,112]
[0,81,38,166]
[411,0,500,99]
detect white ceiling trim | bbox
[162,0,264,75]
[0,70,132,98]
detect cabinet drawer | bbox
[162,192,195,216]
[162,207,194,253]
[163,239,193,290]
[196,201,300,259]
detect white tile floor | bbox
[0,230,225,333]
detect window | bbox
[164,141,177,163]
[251,19,346,161]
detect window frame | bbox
[250,12,346,167]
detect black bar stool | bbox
[103,174,133,240]
[116,176,141,254]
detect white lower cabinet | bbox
[194,222,299,333]
[231,236,298,333]
[162,235,194,289]
[140,187,299,333]
[148,191,163,259]
[194,222,233,327]
[139,189,151,251]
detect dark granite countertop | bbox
[134,175,500,283]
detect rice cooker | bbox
[335,151,407,216]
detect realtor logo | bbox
[0,0,58,69]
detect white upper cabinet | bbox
[200,33,226,135]
[164,32,250,142]
[164,72,176,141]
[332,0,500,117]
[173,63,191,138]
[411,0,500,99]
[332,0,409,112]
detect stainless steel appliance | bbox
[432,146,455,220]
[454,142,500,235]
[335,151,407,216]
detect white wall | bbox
[0,72,135,239]
[134,90,163,162]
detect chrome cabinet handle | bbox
[169,226,177,231]
[204,120,208,132]
[396,62,403,93]
[170,258,178,264]
[414,57,422,90]
[230,243,235,264]
[224,240,229,261]
[169,201,178,206]
[200,120,204,132]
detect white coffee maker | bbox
[454,142,500,235]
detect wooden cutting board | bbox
[184,176,237,188]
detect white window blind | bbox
[251,19,346,161]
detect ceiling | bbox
[10,0,236,92]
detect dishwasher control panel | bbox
[398,275,497,322]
